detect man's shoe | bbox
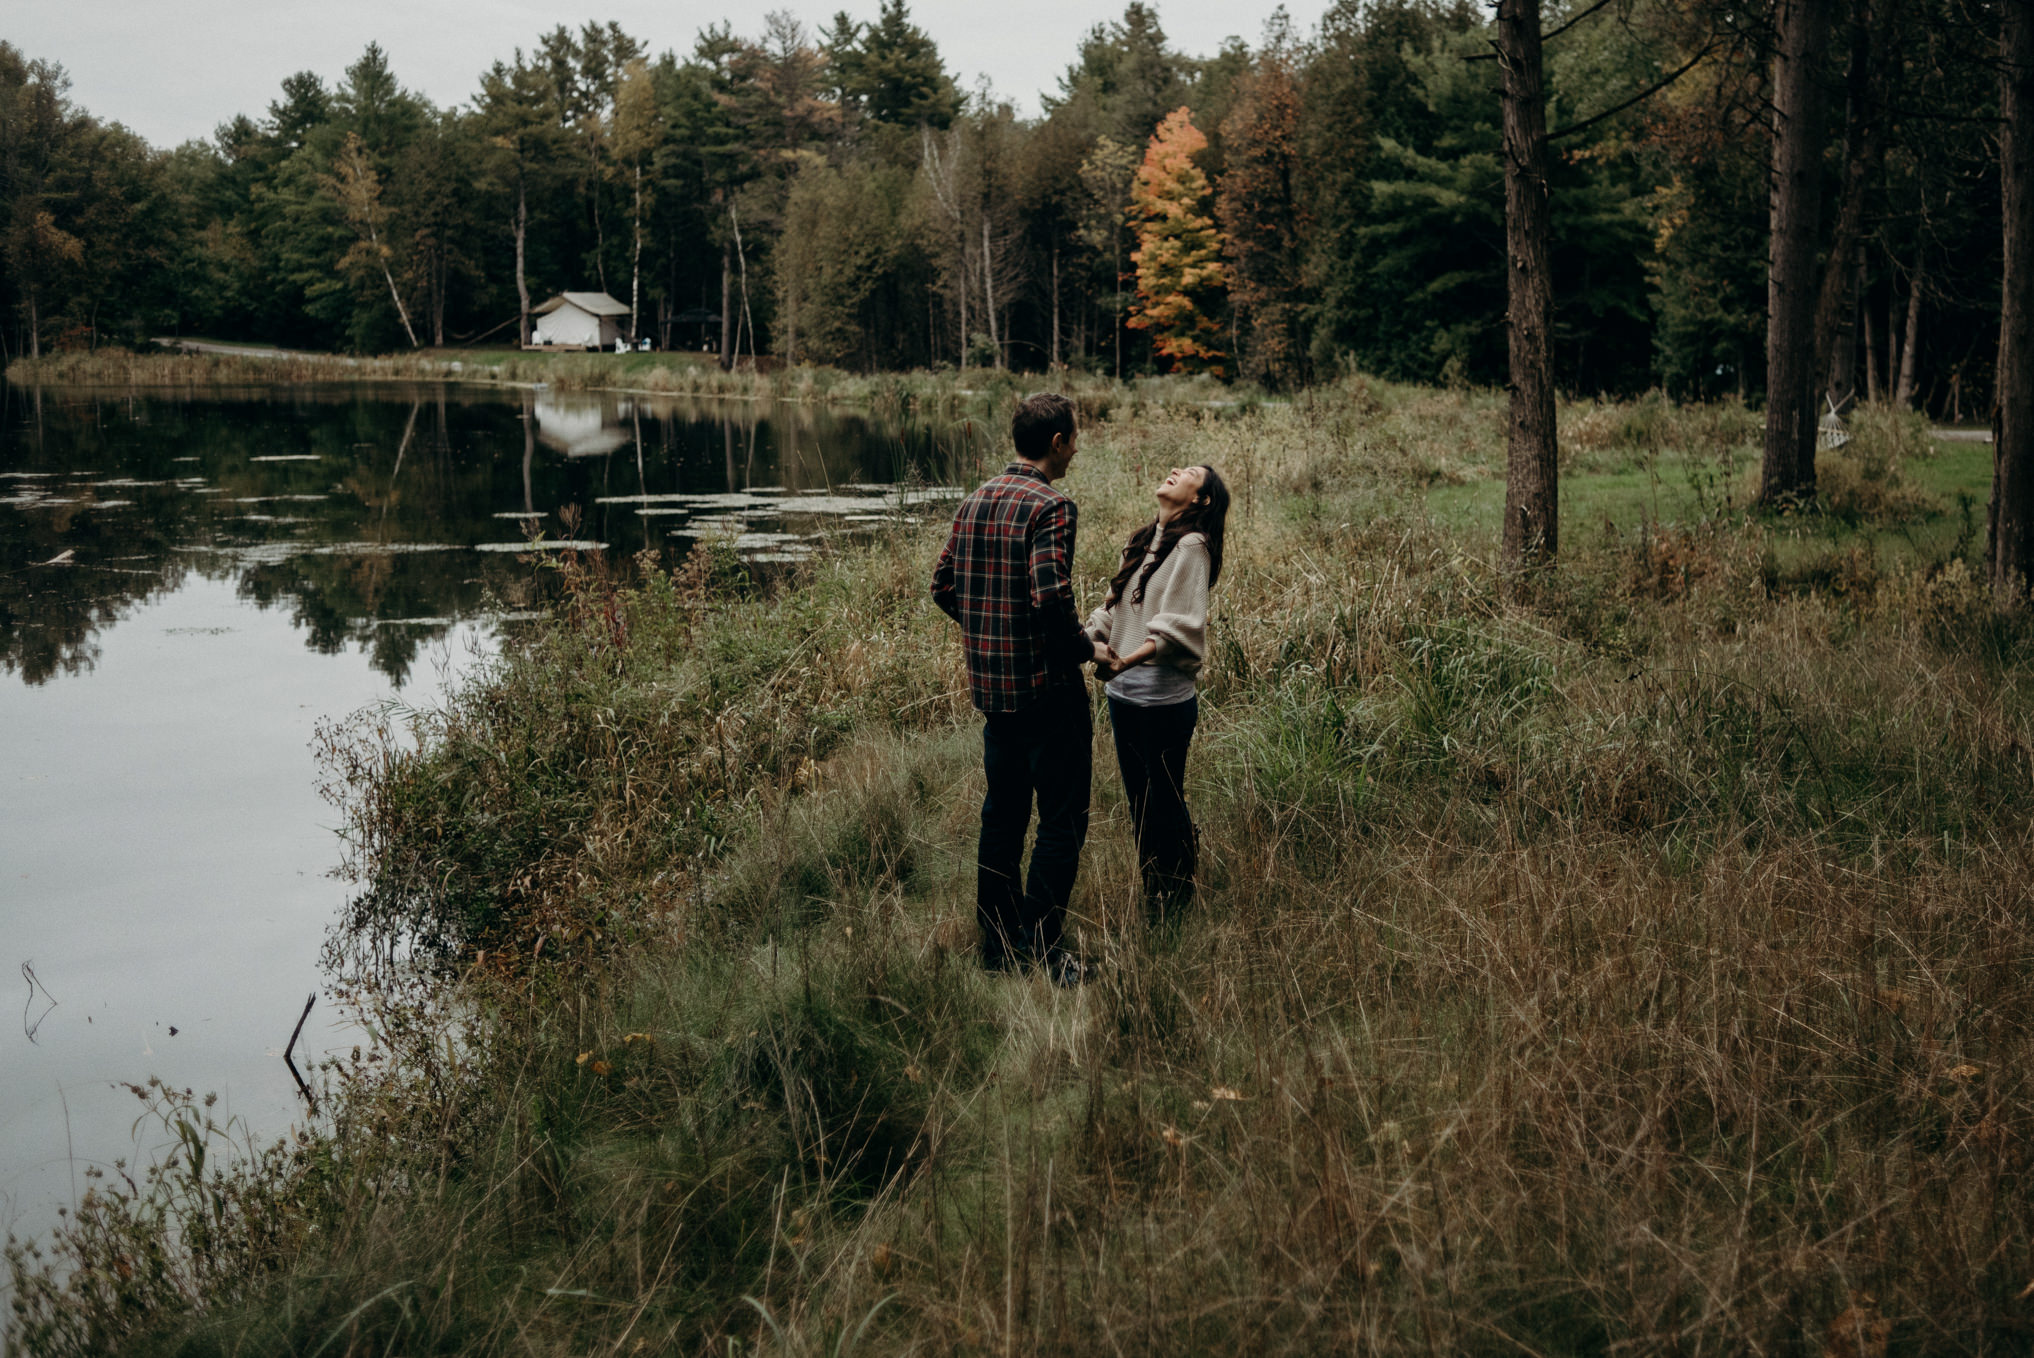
[1044,949,1093,988]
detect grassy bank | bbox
[5,348,1249,422]
[10,381,2033,1355]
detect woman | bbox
[1087,464,1230,924]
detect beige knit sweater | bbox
[1084,531,1211,678]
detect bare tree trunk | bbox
[1830,248,1862,408]
[629,166,643,344]
[376,247,420,349]
[1815,0,1892,409]
[1114,233,1123,380]
[1896,254,1924,406]
[785,271,799,366]
[591,155,609,296]
[731,203,756,369]
[982,218,1002,369]
[720,239,734,371]
[1886,287,1903,394]
[1499,0,1558,570]
[27,290,38,361]
[1051,245,1062,369]
[1864,291,1881,400]
[957,228,970,371]
[1761,0,1833,505]
[1992,0,2034,606]
[515,178,531,348]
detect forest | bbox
[0,0,2010,411]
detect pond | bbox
[0,380,973,1250]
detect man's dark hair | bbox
[1012,392,1077,460]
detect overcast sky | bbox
[12,1,1333,149]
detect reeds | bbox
[10,384,2031,1356]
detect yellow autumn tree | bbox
[1126,107,1227,376]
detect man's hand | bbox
[1091,640,1122,678]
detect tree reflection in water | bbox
[0,381,973,686]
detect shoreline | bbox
[3,349,1180,419]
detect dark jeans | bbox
[1108,695,1199,919]
[979,687,1092,965]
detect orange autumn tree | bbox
[1127,107,1228,375]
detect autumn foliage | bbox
[1126,107,1227,376]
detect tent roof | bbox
[533,291,631,318]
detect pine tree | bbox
[1126,106,1226,375]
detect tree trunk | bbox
[630,167,643,344]
[1830,248,1862,409]
[1896,254,1923,406]
[720,240,734,371]
[1863,291,1881,400]
[1499,0,1558,570]
[958,229,970,371]
[1814,0,1891,410]
[591,155,609,297]
[363,206,420,348]
[27,290,38,361]
[515,177,531,348]
[1051,246,1062,370]
[1761,0,1833,505]
[1113,234,1123,380]
[380,254,421,349]
[731,203,755,369]
[1886,287,1903,394]
[1992,0,2034,605]
[982,218,1002,369]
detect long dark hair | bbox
[1106,465,1230,606]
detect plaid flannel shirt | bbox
[931,463,1090,712]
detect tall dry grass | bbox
[9,383,2032,1355]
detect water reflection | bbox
[0,382,975,686]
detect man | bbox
[932,392,1108,983]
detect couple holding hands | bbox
[932,392,1231,985]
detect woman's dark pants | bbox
[978,687,1092,967]
[1107,695,1199,920]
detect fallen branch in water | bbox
[283,992,317,1114]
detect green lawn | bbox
[1425,432,1994,570]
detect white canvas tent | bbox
[530,292,630,349]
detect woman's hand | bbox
[1091,640,1121,678]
